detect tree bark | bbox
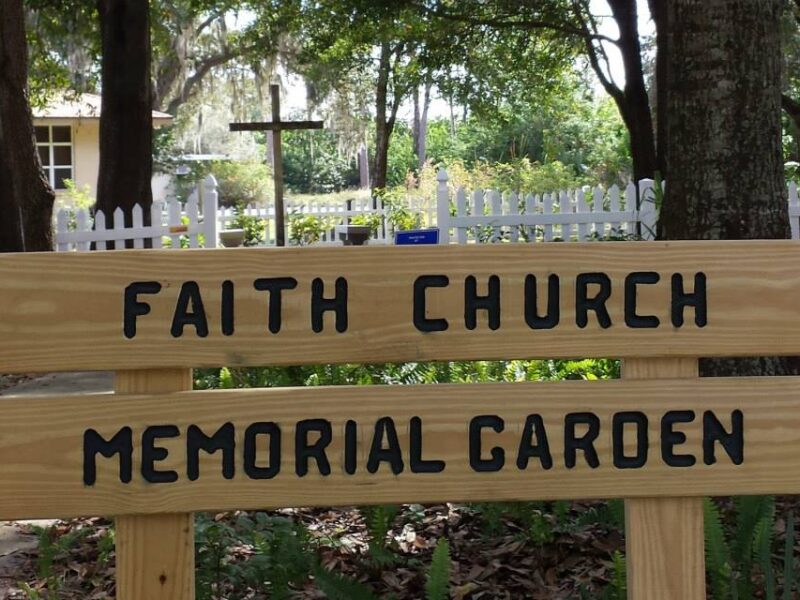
[0,0,55,252]
[96,0,153,236]
[412,80,432,169]
[372,41,400,190]
[658,0,795,376]
[606,0,658,182]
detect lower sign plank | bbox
[1,377,799,520]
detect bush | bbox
[211,160,272,208]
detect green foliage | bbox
[784,512,795,600]
[210,161,272,208]
[313,565,381,600]
[24,523,90,595]
[230,209,266,247]
[359,504,400,566]
[350,211,383,234]
[288,213,335,246]
[425,539,451,600]
[702,496,798,600]
[610,551,627,599]
[60,179,94,210]
[284,129,359,193]
[195,512,312,599]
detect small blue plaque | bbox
[394,228,440,245]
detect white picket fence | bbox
[54,168,800,251]
[54,176,390,250]
[434,168,658,244]
[217,197,390,245]
[55,176,219,251]
[790,182,800,238]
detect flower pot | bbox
[337,225,372,246]
[219,229,245,248]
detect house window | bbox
[34,125,73,190]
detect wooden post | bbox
[115,368,195,600]
[623,358,705,600]
[270,85,285,247]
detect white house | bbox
[33,93,173,202]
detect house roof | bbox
[33,93,173,123]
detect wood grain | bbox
[1,241,800,372]
[623,359,705,600]
[115,369,194,600]
[0,377,798,520]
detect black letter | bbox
[516,414,553,470]
[344,420,358,475]
[612,411,648,468]
[469,415,504,472]
[221,280,234,336]
[367,417,404,474]
[410,416,445,473]
[187,422,235,481]
[413,275,449,332]
[244,422,281,479]
[661,411,696,467]
[171,282,208,338]
[465,275,501,330]
[295,419,332,476]
[525,275,559,329]
[564,413,600,468]
[83,427,133,485]
[142,425,180,483]
[703,410,744,465]
[575,273,612,328]
[124,282,161,338]
[311,277,348,333]
[624,272,660,328]
[254,277,298,333]
[672,273,707,327]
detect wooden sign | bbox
[2,241,800,373]
[4,240,800,600]
[0,377,799,520]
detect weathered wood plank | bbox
[0,377,798,520]
[624,358,705,600]
[2,242,800,372]
[115,368,194,600]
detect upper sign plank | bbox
[0,241,798,372]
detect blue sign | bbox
[394,229,440,245]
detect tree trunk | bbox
[659,0,795,377]
[0,0,54,252]
[96,0,153,237]
[372,42,393,190]
[607,0,658,182]
[648,0,668,177]
[413,81,432,169]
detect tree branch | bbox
[411,2,619,45]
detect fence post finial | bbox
[436,167,450,244]
[203,175,219,248]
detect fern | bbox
[704,498,732,600]
[755,514,775,600]
[313,566,380,600]
[784,512,795,600]
[425,539,451,600]
[359,504,400,566]
[611,551,626,598]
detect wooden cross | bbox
[230,84,323,246]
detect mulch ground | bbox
[2,502,625,599]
